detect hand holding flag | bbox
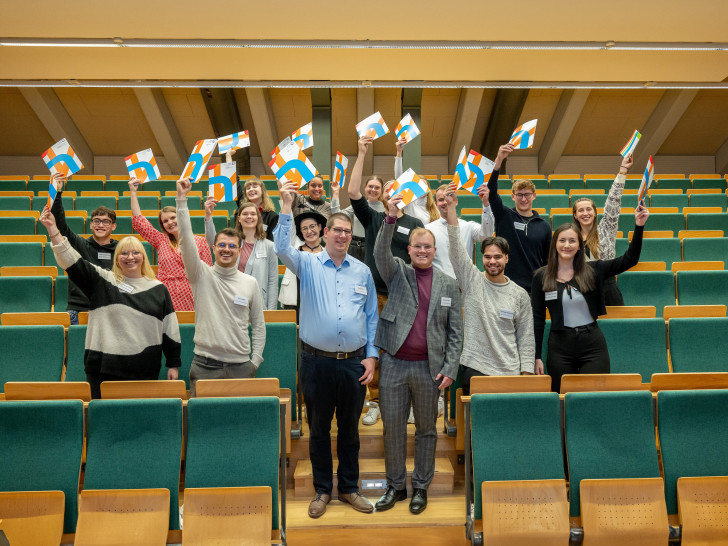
[395,114,420,144]
[356,112,390,140]
[388,168,429,209]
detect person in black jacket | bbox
[49,173,119,324]
[531,204,650,392]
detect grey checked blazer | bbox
[373,220,463,380]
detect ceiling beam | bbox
[538,89,590,174]
[715,136,728,174]
[448,88,484,172]
[480,89,529,170]
[133,88,186,175]
[19,87,95,173]
[356,88,375,176]
[311,88,332,179]
[632,89,699,168]
[246,88,279,174]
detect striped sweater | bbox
[52,238,182,378]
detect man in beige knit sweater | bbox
[443,192,535,395]
[176,178,266,396]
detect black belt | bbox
[301,342,365,360]
[350,237,365,247]
[564,322,597,334]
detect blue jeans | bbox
[67,310,79,325]
[300,349,367,495]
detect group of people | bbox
[38,136,649,518]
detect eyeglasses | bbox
[331,227,352,236]
[514,193,534,200]
[91,218,113,226]
[301,225,319,233]
[118,250,142,257]
[411,244,434,251]
[216,242,239,250]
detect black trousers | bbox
[461,366,487,396]
[300,349,367,495]
[546,323,610,392]
[603,275,624,306]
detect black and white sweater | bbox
[52,238,182,378]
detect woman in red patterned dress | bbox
[128,177,213,310]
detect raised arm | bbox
[444,189,480,292]
[373,194,402,286]
[329,176,340,213]
[130,178,164,247]
[488,143,514,218]
[203,196,218,249]
[472,184,495,241]
[128,178,143,217]
[394,137,405,179]
[273,182,303,274]
[598,204,649,277]
[175,178,203,282]
[348,136,373,202]
[597,155,631,259]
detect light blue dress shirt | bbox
[274,213,379,358]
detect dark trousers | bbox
[603,276,624,306]
[300,349,367,495]
[546,323,610,392]
[461,366,487,396]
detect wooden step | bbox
[293,457,454,499]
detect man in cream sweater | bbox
[443,190,535,395]
[176,178,266,396]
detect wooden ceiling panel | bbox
[161,88,215,151]
[0,87,51,155]
[421,89,460,156]
[232,89,261,157]
[269,88,312,148]
[372,89,401,156]
[514,89,563,156]
[331,89,358,156]
[659,90,728,155]
[563,90,664,155]
[54,88,160,156]
[469,89,498,154]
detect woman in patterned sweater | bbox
[128,177,213,310]
[572,154,634,305]
[40,207,181,399]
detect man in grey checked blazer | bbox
[373,192,463,514]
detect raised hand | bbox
[128,177,141,193]
[176,177,192,198]
[495,143,515,169]
[39,206,57,231]
[204,196,218,220]
[387,192,403,216]
[358,136,373,157]
[395,137,406,156]
[635,203,650,226]
[477,184,490,206]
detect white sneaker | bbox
[408,407,415,424]
[438,396,445,417]
[362,402,380,425]
[179,504,184,529]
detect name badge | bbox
[545,290,558,301]
[234,295,249,306]
[441,297,452,307]
[514,222,526,231]
[98,252,111,260]
[263,224,268,231]
[396,225,410,235]
[499,309,515,320]
[281,278,291,286]
[256,250,266,258]
[118,282,134,294]
[354,285,367,296]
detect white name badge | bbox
[396,225,410,235]
[441,297,452,307]
[263,224,268,231]
[545,290,558,301]
[354,285,368,296]
[256,250,266,258]
[514,222,526,231]
[499,309,515,320]
[234,295,249,306]
[118,282,134,294]
[98,252,111,260]
[281,278,291,286]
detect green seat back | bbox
[656,178,690,191]
[0,325,65,391]
[639,213,684,236]
[584,179,616,191]
[106,215,133,234]
[668,317,728,373]
[682,237,728,265]
[689,193,727,210]
[254,322,299,421]
[549,179,584,192]
[517,194,569,214]
[564,391,660,517]
[622,237,681,264]
[28,179,51,194]
[84,399,183,530]
[598,318,669,380]
[32,195,74,212]
[65,179,104,192]
[649,193,689,211]
[161,195,202,210]
[0,196,31,211]
[0,276,53,313]
[143,181,177,194]
[65,325,87,382]
[74,196,116,214]
[186,397,280,529]
[44,242,62,272]
[571,193,607,208]
[118,195,159,210]
[455,194,484,214]
[160,323,194,389]
[686,213,728,232]
[0,217,36,235]
[0,180,28,191]
[54,275,69,311]
[618,271,676,316]
[0,242,43,266]
[676,270,728,306]
[657,389,728,514]
[0,400,84,532]
[471,392,564,520]
[691,179,727,191]
[104,180,131,193]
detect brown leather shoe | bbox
[339,492,374,513]
[308,493,331,518]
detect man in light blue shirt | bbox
[274,181,379,519]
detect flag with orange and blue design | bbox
[509,119,538,149]
[208,162,238,202]
[388,168,429,209]
[41,138,84,177]
[292,123,314,150]
[636,156,654,206]
[356,112,390,140]
[181,139,217,183]
[395,114,420,144]
[269,142,319,190]
[124,148,160,183]
[333,152,348,189]
[217,131,250,154]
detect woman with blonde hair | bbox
[238,178,279,241]
[204,199,278,310]
[40,207,181,399]
[572,154,634,305]
[129,177,212,310]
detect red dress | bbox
[132,215,213,311]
